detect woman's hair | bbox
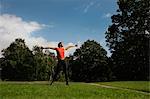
[58,42,63,47]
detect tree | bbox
[1,38,35,81]
[32,46,56,81]
[70,40,111,82]
[105,0,150,80]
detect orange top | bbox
[55,47,65,60]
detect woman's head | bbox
[58,42,63,47]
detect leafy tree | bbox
[105,0,150,80]
[70,40,111,82]
[33,46,56,81]
[1,38,35,81]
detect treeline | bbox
[0,38,57,81]
[0,39,111,81]
[0,0,149,81]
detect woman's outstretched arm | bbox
[65,44,78,50]
[41,46,56,50]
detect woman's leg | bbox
[50,62,61,85]
[62,60,69,85]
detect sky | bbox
[0,0,118,57]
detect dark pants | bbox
[50,60,69,85]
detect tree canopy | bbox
[1,39,35,80]
[69,40,111,82]
[1,38,56,81]
[105,0,150,80]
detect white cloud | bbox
[103,13,112,18]
[0,14,76,57]
[145,30,149,35]
[83,1,94,13]
[74,0,101,14]
[65,43,76,56]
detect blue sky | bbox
[0,0,118,56]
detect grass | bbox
[97,81,150,92]
[0,81,149,99]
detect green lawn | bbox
[0,81,149,99]
[97,81,150,92]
